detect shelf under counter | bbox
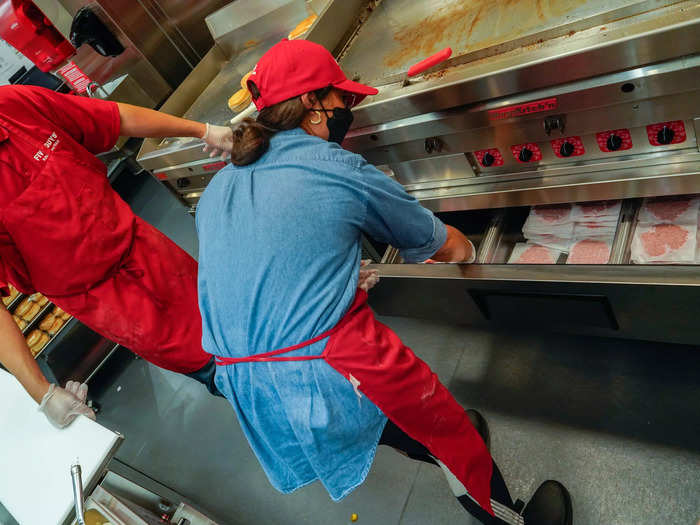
[367,262,700,346]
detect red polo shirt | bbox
[0,85,120,296]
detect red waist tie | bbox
[213,291,368,365]
[213,327,334,365]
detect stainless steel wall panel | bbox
[58,0,227,89]
[145,0,231,58]
[95,0,192,86]
[52,1,172,104]
[206,0,309,58]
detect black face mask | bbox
[313,101,354,144]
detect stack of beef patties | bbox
[509,201,620,264]
[631,195,699,264]
[508,204,573,264]
[567,200,621,264]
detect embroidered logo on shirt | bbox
[349,373,363,399]
[33,132,60,162]
[44,132,59,151]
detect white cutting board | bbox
[0,369,122,525]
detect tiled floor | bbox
[91,316,700,525]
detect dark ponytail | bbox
[230,83,332,166]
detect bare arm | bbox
[117,103,206,139]
[430,225,475,262]
[0,307,49,403]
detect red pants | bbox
[48,218,210,373]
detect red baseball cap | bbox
[247,39,378,111]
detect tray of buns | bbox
[4,290,73,358]
[2,284,23,310]
[13,294,53,335]
[26,305,73,358]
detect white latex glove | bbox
[358,259,380,291]
[38,381,95,429]
[464,239,476,263]
[423,239,476,264]
[202,123,234,159]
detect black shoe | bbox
[466,409,490,450]
[521,480,572,525]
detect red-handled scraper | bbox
[403,47,452,86]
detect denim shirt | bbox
[196,128,447,500]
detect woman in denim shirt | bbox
[196,39,572,525]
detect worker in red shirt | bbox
[0,85,233,427]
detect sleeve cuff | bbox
[399,215,448,263]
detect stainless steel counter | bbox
[369,262,700,286]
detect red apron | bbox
[0,109,210,373]
[215,290,495,516]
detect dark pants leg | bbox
[185,357,225,397]
[379,420,521,525]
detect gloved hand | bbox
[463,238,476,263]
[39,381,95,429]
[423,239,476,264]
[358,259,380,291]
[202,123,234,159]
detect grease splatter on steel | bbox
[382,0,589,70]
[468,5,485,37]
[385,2,475,69]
